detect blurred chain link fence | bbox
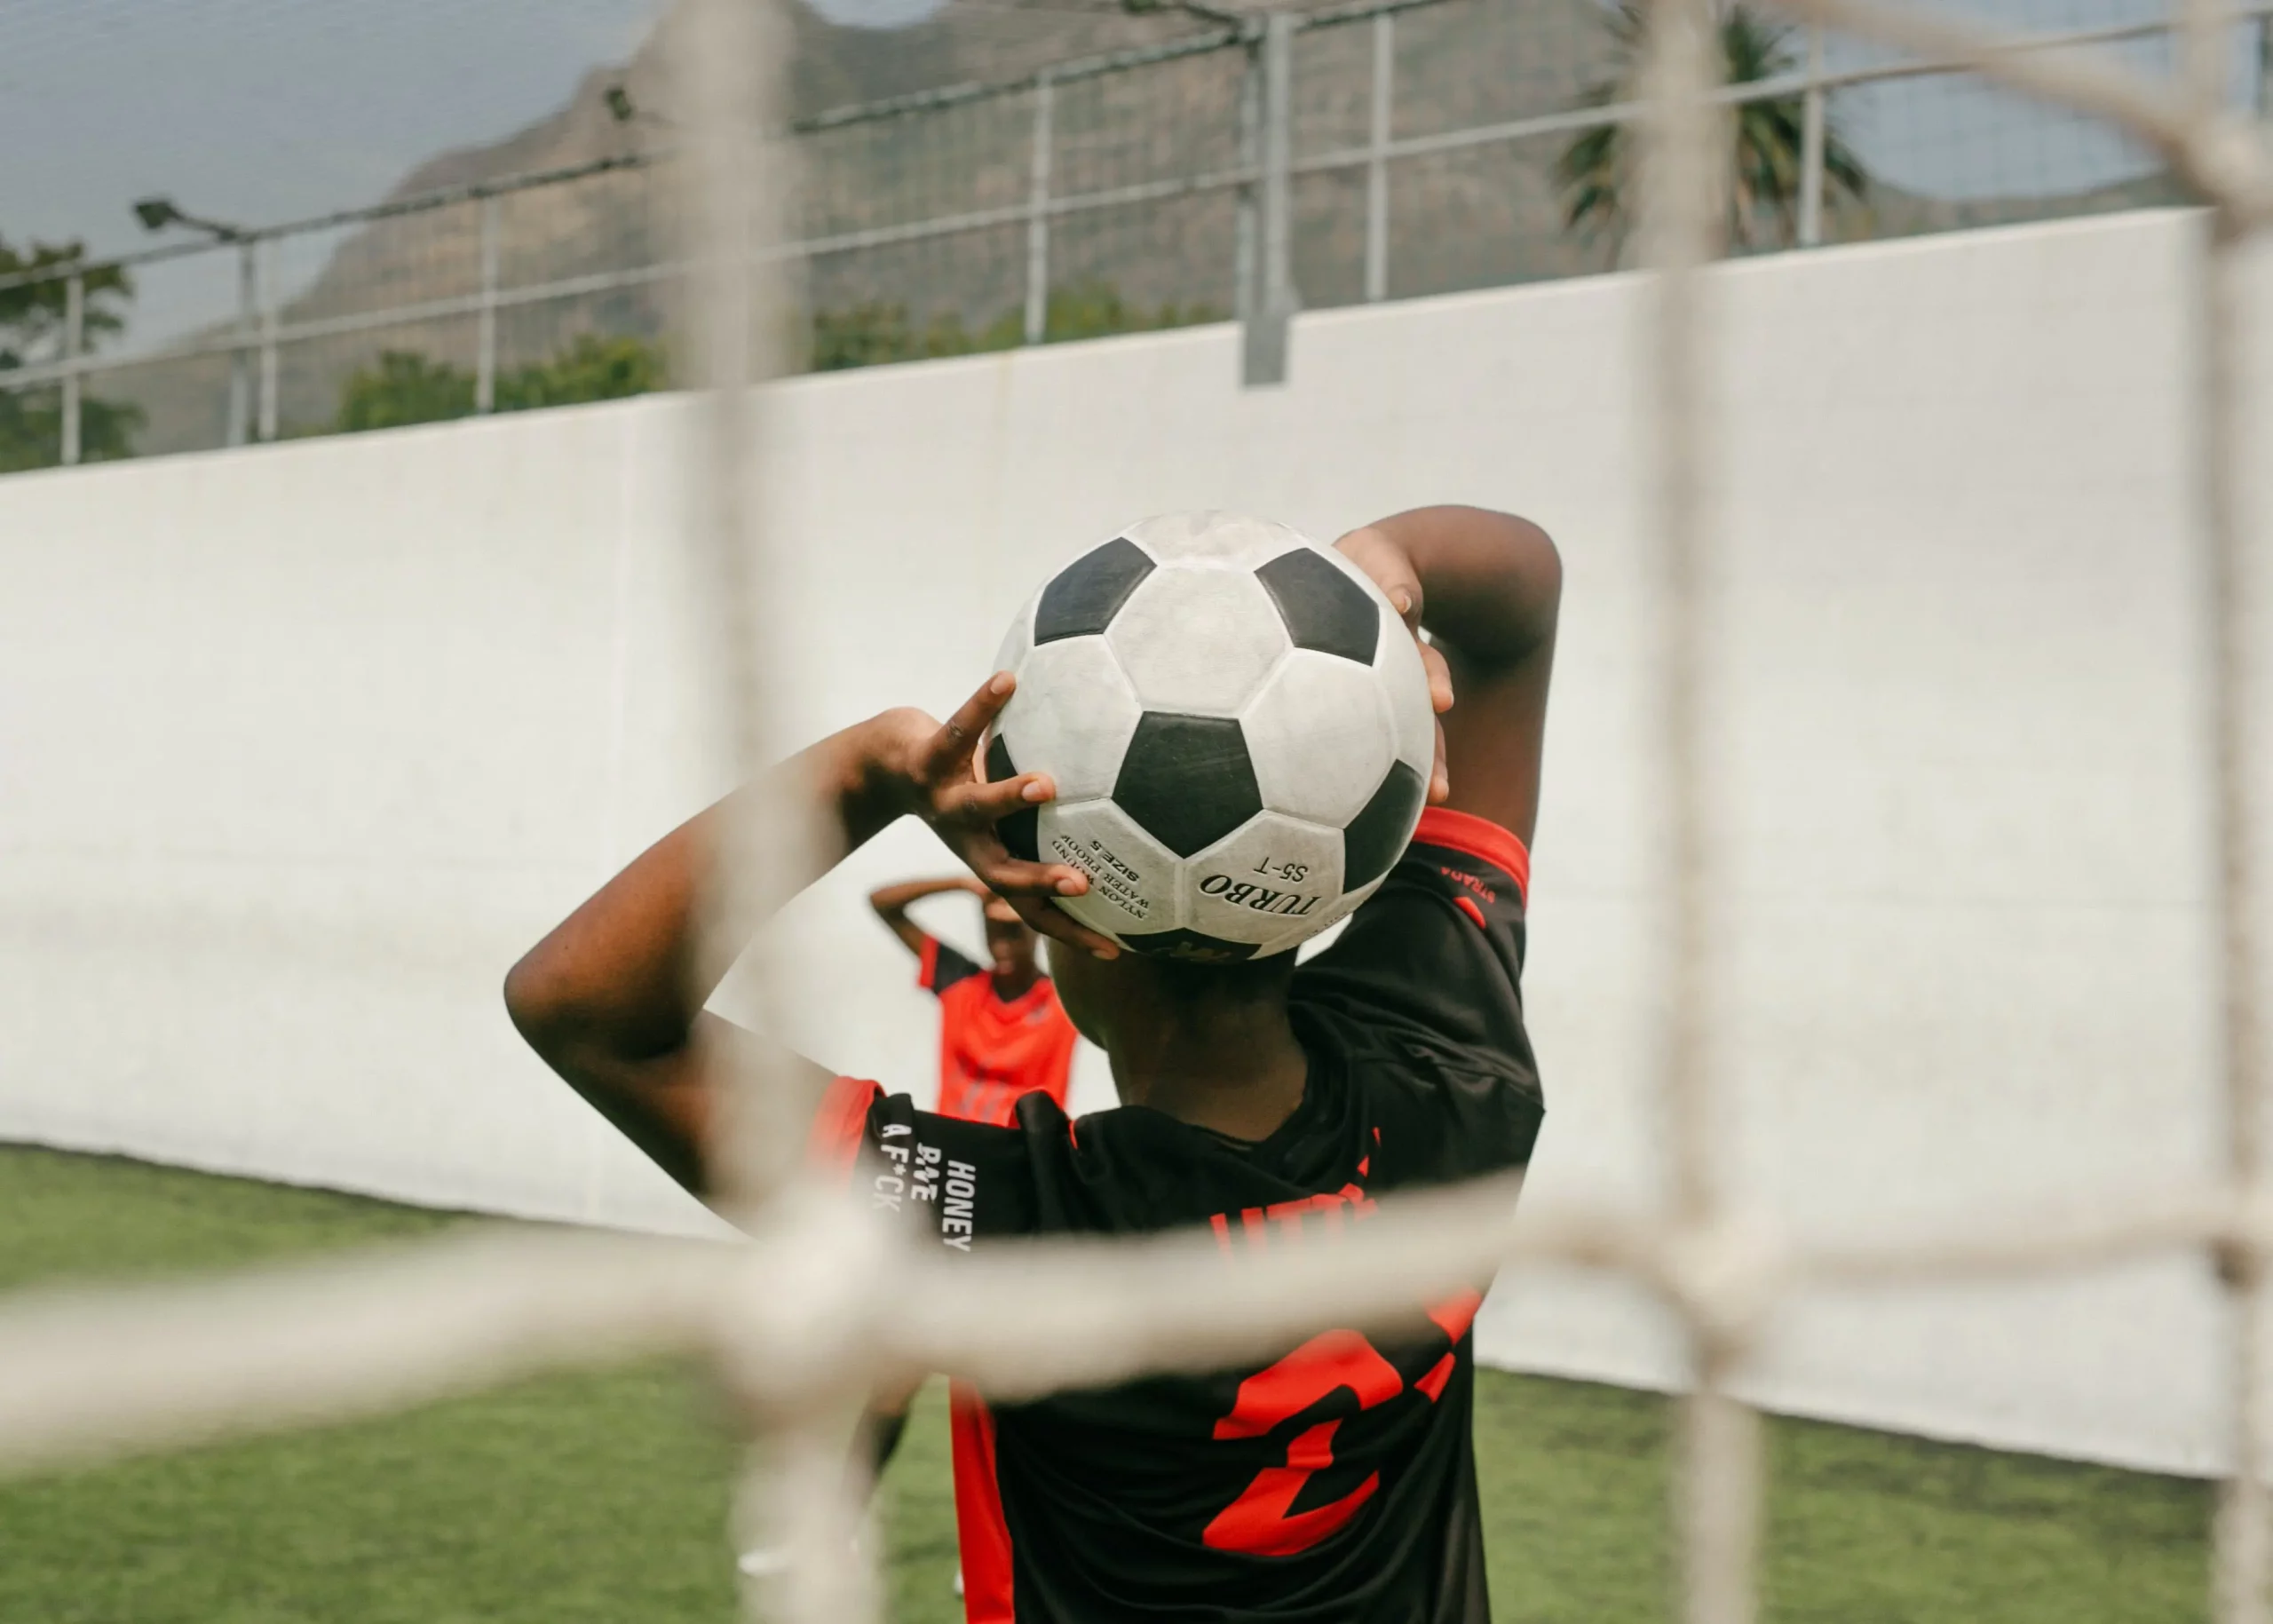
[3,0,2269,471]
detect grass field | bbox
[0,1145,2213,1622]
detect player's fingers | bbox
[981,852,1088,902]
[1417,639,1453,716]
[1388,579,1425,636]
[1010,894,1121,960]
[938,772,1053,828]
[1336,529,1423,633]
[977,859,1120,958]
[923,673,1015,780]
[1429,717,1451,804]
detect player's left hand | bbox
[1335,527,1453,804]
[896,675,1121,959]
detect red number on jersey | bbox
[1202,1329,1403,1557]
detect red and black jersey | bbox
[916,936,1079,1127]
[814,808,1542,1624]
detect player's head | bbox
[1044,940,1297,1050]
[980,890,1040,978]
[983,512,1432,1017]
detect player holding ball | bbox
[504,504,1559,1623]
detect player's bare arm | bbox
[503,682,1105,1198]
[869,875,988,957]
[1338,505,1562,844]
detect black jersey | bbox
[809,807,1543,1624]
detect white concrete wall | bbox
[3,208,2267,1475]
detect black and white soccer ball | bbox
[984,511,1434,963]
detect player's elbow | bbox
[502,941,582,1064]
[1436,508,1563,663]
[1515,518,1563,643]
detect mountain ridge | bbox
[100,0,2186,454]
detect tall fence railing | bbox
[4,0,2270,470]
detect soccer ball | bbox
[984,511,1434,963]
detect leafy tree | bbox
[496,334,666,409]
[336,351,475,432]
[1024,281,1224,344]
[338,284,1218,422]
[810,303,996,371]
[1556,1,1870,257]
[809,281,1224,373]
[335,335,667,432]
[0,236,142,472]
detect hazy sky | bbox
[0,0,937,259]
[0,0,947,345]
[1,0,2258,352]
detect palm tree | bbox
[1556,0,1870,257]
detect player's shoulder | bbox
[1295,807,1531,987]
[1289,808,1539,1110]
[1402,806,1531,916]
[919,934,986,995]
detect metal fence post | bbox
[1798,24,1826,247]
[1796,25,1827,246]
[60,273,83,467]
[1024,74,1057,347]
[227,240,254,448]
[1365,10,1394,303]
[1242,10,1295,387]
[477,194,501,414]
[257,238,280,442]
[2258,11,2271,118]
[1233,28,1262,337]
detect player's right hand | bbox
[1336,526,1454,805]
[899,674,1121,959]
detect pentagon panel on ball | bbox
[1113,713,1262,859]
[1034,537,1154,644]
[1255,546,1381,664]
[1342,759,1429,891]
[986,511,1432,960]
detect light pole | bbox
[134,196,259,448]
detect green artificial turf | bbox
[0,1145,2214,1621]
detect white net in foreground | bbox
[0,2,2268,1623]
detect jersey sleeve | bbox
[1292,805,1539,1136]
[807,1074,1041,1249]
[916,934,984,996]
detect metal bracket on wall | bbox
[1241,10,1297,388]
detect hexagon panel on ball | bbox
[1107,566,1290,717]
[996,634,1143,805]
[1038,798,1185,943]
[1270,882,1375,959]
[1121,511,1315,570]
[994,593,1036,681]
[1242,648,1398,829]
[1180,811,1347,950]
